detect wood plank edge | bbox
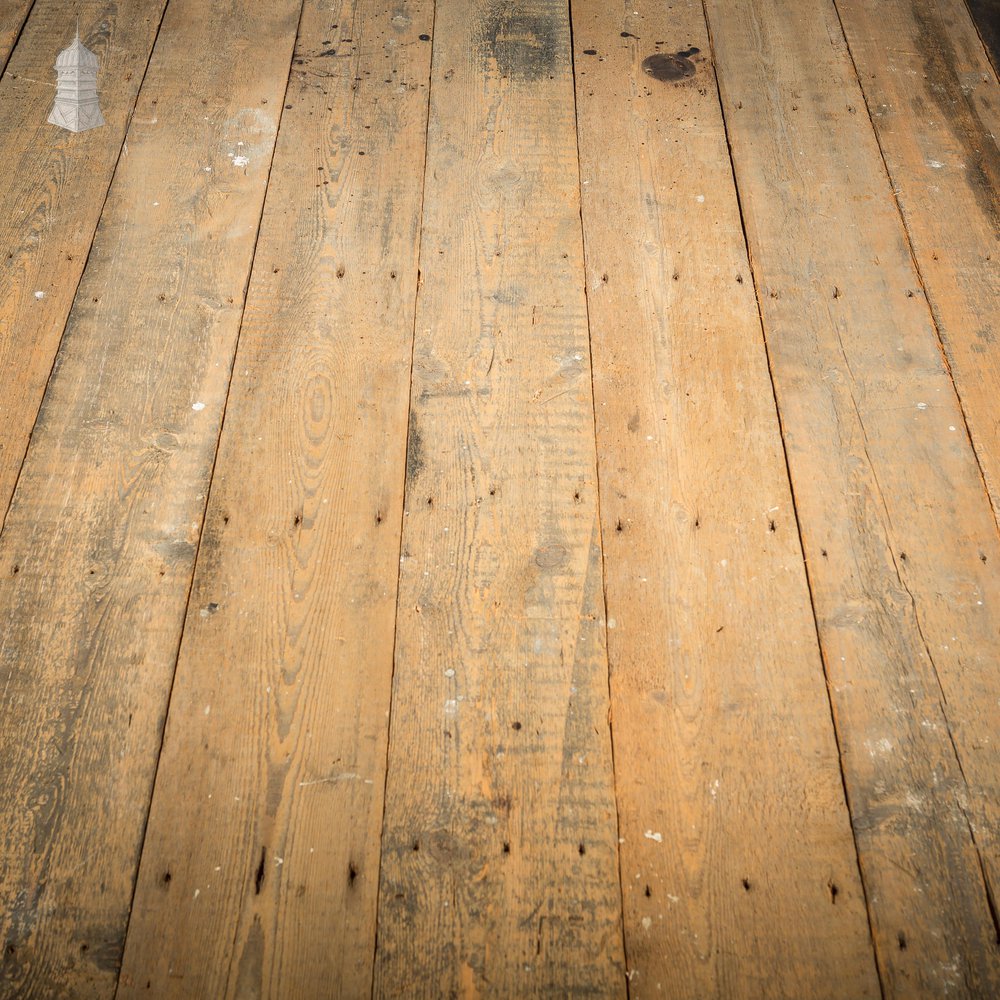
[564,0,638,981]
[0,0,37,78]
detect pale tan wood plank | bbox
[571,1,881,995]
[833,0,1000,518]
[0,0,34,74]
[0,0,168,521]
[0,1,302,994]
[704,0,1000,994]
[116,2,433,996]
[372,0,626,994]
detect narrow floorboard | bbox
[1,0,998,996]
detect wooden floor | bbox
[1,0,998,996]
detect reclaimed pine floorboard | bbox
[0,0,998,997]
[704,0,1000,994]
[117,0,433,995]
[0,0,301,994]
[571,0,879,996]
[0,0,168,521]
[835,0,1000,519]
[372,0,626,993]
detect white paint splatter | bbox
[927,159,945,169]
[34,290,44,299]
[232,155,250,168]
[299,772,362,786]
[644,830,663,843]
[192,402,206,411]
[865,737,894,757]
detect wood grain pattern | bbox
[0,0,34,74]
[0,0,167,522]
[372,0,626,994]
[704,0,1000,994]
[836,0,1000,521]
[117,1,433,996]
[571,0,881,995]
[0,1,301,995]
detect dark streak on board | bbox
[479,1,559,81]
[406,413,424,481]
[642,47,699,82]
[911,2,1000,227]
[966,0,1000,73]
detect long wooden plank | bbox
[116,1,434,996]
[0,0,34,74]
[835,0,1000,522]
[372,0,626,994]
[704,0,1000,995]
[0,0,168,521]
[571,1,881,995]
[0,1,302,994]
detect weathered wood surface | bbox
[0,0,33,74]
[704,0,1000,994]
[571,0,881,995]
[372,0,626,994]
[0,0,167,522]
[837,0,1000,520]
[117,1,434,996]
[0,0,301,995]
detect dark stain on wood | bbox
[480,2,559,80]
[405,413,424,481]
[912,2,1000,228]
[641,47,699,82]
[965,0,1000,73]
